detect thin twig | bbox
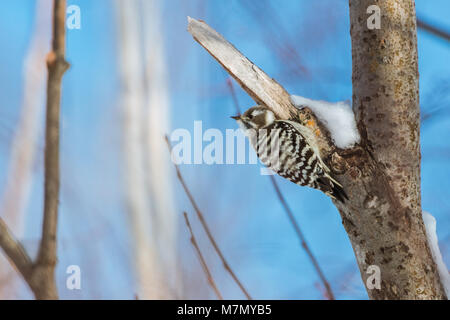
[270,176,335,300]
[183,212,223,300]
[417,18,450,42]
[226,77,241,116]
[35,0,69,299]
[0,219,33,282]
[165,136,252,299]
[242,1,310,79]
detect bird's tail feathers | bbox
[317,175,349,203]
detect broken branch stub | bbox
[187,17,334,158]
[187,17,298,120]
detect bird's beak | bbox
[231,115,241,120]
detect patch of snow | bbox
[290,95,360,149]
[423,211,450,298]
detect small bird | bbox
[232,105,348,202]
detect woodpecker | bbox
[232,105,348,202]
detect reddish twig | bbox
[226,77,242,116]
[183,212,223,300]
[270,176,335,300]
[165,136,252,299]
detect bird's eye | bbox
[248,114,253,119]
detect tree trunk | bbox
[342,0,446,299]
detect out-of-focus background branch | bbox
[166,136,252,300]
[417,17,450,42]
[115,0,178,299]
[0,0,69,300]
[183,211,223,300]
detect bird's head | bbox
[231,105,276,130]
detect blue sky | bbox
[0,0,449,299]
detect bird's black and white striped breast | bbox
[252,121,322,187]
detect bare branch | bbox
[226,78,241,116]
[188,17,298,120]
[39,0,68,263]
[33,0,69,299]
[0,219,33,283]
[183,212,223,300]
[165,136,252,299]
[0,0,69,300]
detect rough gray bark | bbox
[188,0,447,299]
[344,0,446,300]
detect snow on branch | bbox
[290,95,360,149]
[422,211,450,298]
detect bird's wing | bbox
[277,120,331,173]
